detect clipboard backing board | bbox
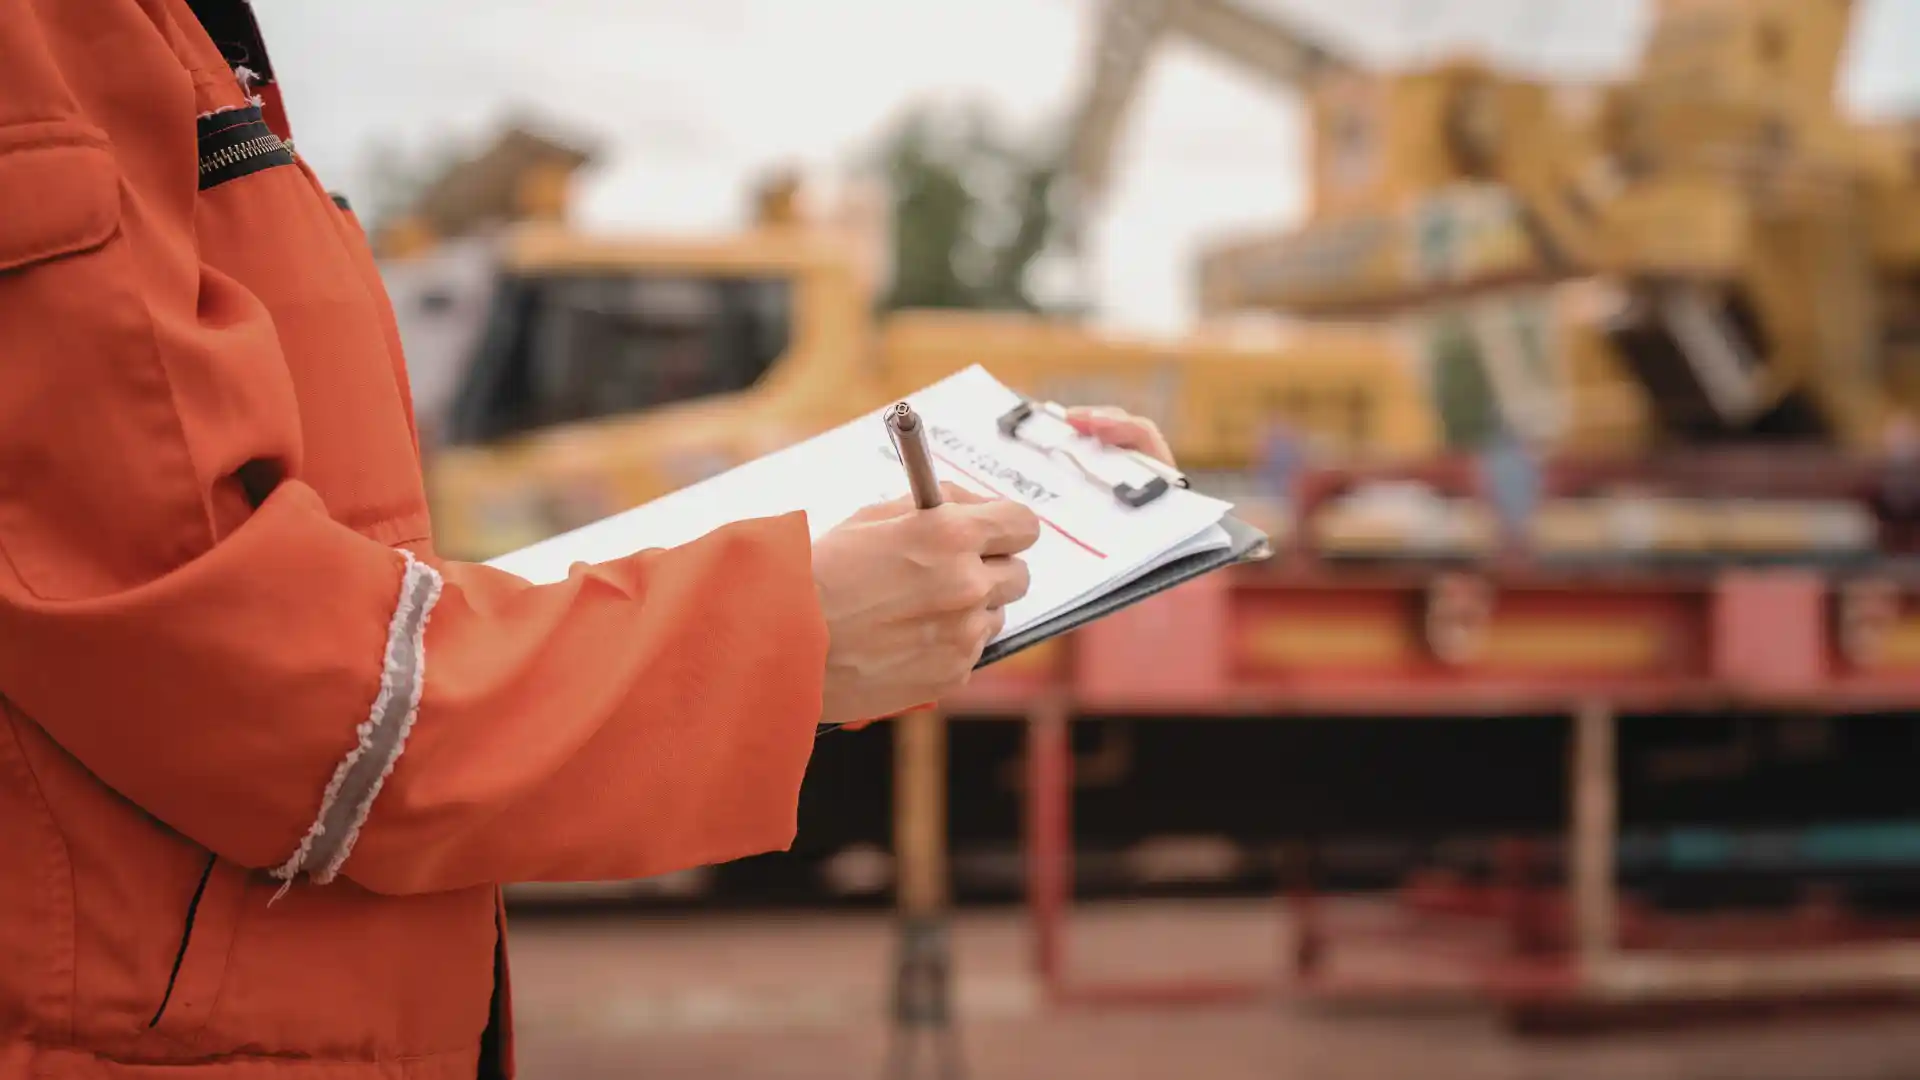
[976,513,1272,669]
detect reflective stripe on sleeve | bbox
[269,549,443,895]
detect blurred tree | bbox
[1428,313,1504,450]
[862,100,1075,315]
[355,133,470,238]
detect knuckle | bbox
[995,501,1041,537]
[932,609,990,657]
[933,511,976,550]
[965,565,997,607]
[1008,557,1033,600]
[904,513,964,563]
[939,563,992,609]
[980,561,1025,607]
[900,532,942,571]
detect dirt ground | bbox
[504,899,1920,1080]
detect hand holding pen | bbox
[808,403,1040,729]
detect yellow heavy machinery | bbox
[1085,0,1920,449]
[1057,0,1635,452]
[375,127,1442,906]
[1063,0,1920,561]
[376,128,1436,563]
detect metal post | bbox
[887,708,962,1080]
[897,708,949,914]
[1025,696,1072,998]
[1570,699,1618,980]
[1286,839,1325,985]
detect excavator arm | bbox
[1061,0,1350,207]
[1446,73,1807,439]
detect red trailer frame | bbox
[936,554,1920,1021]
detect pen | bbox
[814,404,942,739]
[887,402,945,510]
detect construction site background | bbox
[335,1,1920,1076]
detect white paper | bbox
[485,366,1236,642]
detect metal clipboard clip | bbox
[996,399,1189,509]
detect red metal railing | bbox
[940,559,1920,1019]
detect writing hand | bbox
[1064,406,1176,468]
[811,483,1041,727]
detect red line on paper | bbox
[931,450,1108,560]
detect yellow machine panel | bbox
[395,212,1433,563]
[1076,0,1920,458]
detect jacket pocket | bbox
[0,121,120,274]
[0,120,209,604]
[146,852,250,1046]
[0,700,76,1041]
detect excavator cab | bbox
[374,128,882,560]
[405,220,881,563]
[442,258,794,450]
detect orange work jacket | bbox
[0,2,830,1076]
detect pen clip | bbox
[887,401,946,510]
[996,399,1186,508]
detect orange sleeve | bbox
[0,8,828,896]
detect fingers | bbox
[959,499,1042,557]
[1069,410,1173,465]
[945,604,1007,673]
[971,606,1008,657]
[1065,407,1176,467]
[927,551,1029,617]
[978,553,1031,609]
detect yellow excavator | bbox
[1061,0,1920,561]
[376,128,1437,563]
[1107,0,1920,449]
[389,0,1920,570]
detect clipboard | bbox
[819,433,1267,731]
[481,362,1271,731]
[976,513,1271,669]
[973,395,1274,667]
[995,398,1190,509]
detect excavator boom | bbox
[1062,0,1350,205]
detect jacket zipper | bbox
[150,853,218,1028]
[199,134,291,179]
[195,103,297,191]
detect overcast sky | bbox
[254,0,1920,333]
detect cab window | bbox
[447,271,794,445]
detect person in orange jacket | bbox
[0,2,1178,1077]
